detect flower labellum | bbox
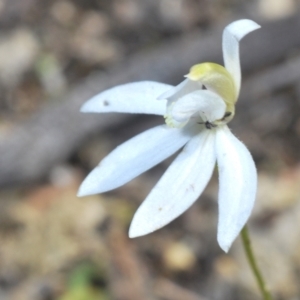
[78,20,260,252]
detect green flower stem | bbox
[240,225,273,300]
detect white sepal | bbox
[129,129,216,238]
[216,126,257,252]
[81,81,171,115]
[169,90,226,124]
[222,19,260,97]
[77,125,194,196]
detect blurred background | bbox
[0,0,300,299]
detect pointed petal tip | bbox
[220,244,230,253]
[77,189,84,197]
[80,103,90,113]
[128,222,150,239]
[76,166,111,197]
[80,96,103,112]
[77,185,93,197]
[77,182,95,197]
[217,236,232,253]
[128,229,139,239]
[241,19,261,33]
[77,180,87,197]
[128,222,135,238]
[128,232,135,239]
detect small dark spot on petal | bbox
[158,207,162,211]
[103,100,109,106]
[186,184,195,193]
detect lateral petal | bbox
[77,125,195,196]
[216,126,257,252]
[222,19,260,97]
[129,129,216,238]
[81,81,171,115]
[157,78,202,102]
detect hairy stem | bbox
[240,225,273,300]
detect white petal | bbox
[129,129,216,238]
[157,78,202,102]
[216,126,257,252]
[170,90,226,124]
[222,19,260,97]
[81,81,171,115]
[77,125,195,196]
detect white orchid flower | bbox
[78,20,260,252]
